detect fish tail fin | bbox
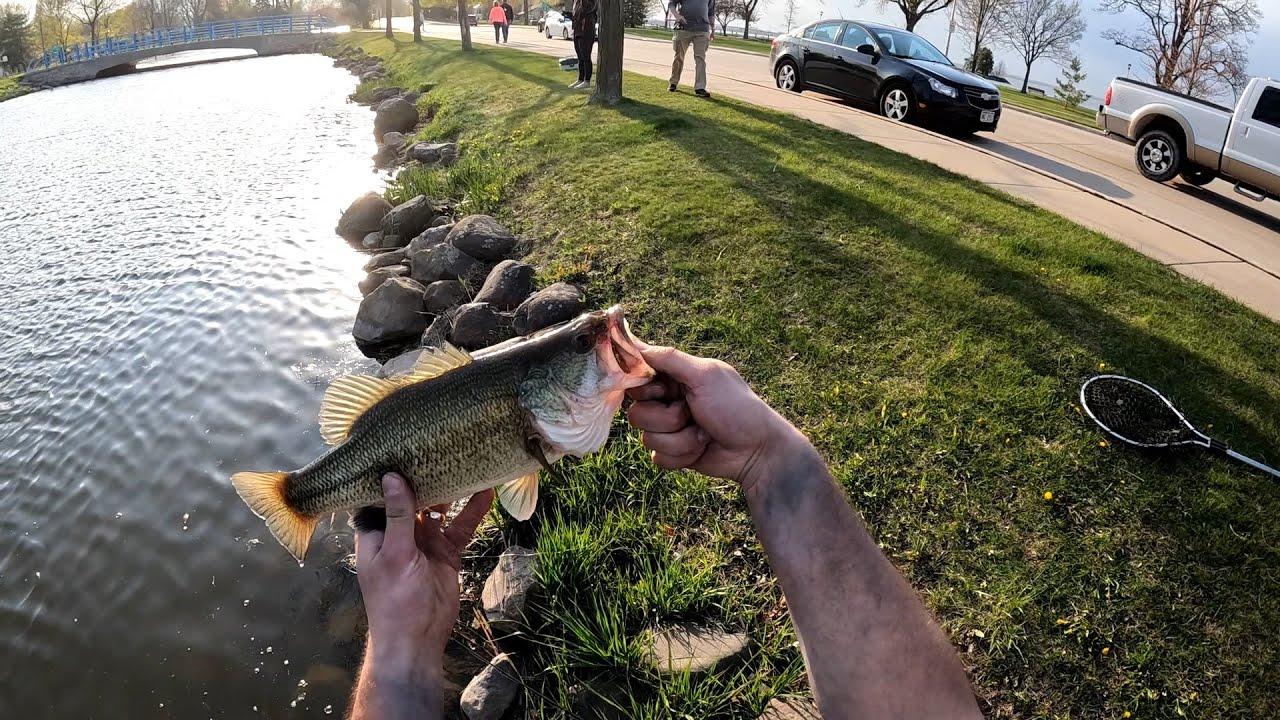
[231,471,318,564]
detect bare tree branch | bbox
[860,0,955,31]
[994,0,1085,93]
[955,0,1013,71]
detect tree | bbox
[411,0,420,41]
[622,0,649,26]
[994,0,1085,93]
[181,0,209,24]
[736,0,764,38]
[993,57,1006,77]
[0,3,30,71]
[782,0,796,29]
[1054,54,1087,106]
[384,0,391,37]
[72,0,119,44]
[860,0,954,32]
[592,0,623,103]
[713,0,733,34]
[1101,0,1258,100]
[34,0,77,51]
[454,0,471,49]
[344,0,372,27]
[955,0,1010,72]
[963,45,994,74]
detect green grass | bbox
[0,74,30,102]
[626,26,772,55]
[350,34,1280,719]
[997,87,1097,128]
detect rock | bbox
[380,233,407,250]
[423,280,470,315]
[362,231,384,249]
[380,195,438,239]
[411,243,484,286]
[336,192,393,242]
[430,215,453,228]
[370,86,403,103]
[512,282,585,335]
[352,277,430,346]
[401,91,422,105]
[759,698,823,720]
[359,265,409,295]
[420,314,452,349]
[380,130,407,147]
[406,141,458,166]
[447,215,518,262]
[481,546,538,626]
[460,654,520,720]
[474,260,536,311]
[379,347,424,378]
[450,302,514,350]
[645,624,749,674]
[359,69,385,83]
[362,248,406,272]
[418,82,434,93]
[373,97,419,138]
[406,224,451,256]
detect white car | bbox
[543,10,573,40]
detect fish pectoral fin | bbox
[497,472,539,522]
[230,471,318,564]
[525,435,555,474]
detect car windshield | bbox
[873,28,951,64]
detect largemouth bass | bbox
[232,305,654,562]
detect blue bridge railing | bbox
[27,14,333,71]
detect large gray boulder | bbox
[423,280,470,315]
[406,141,458,166]
[646,624,749,674]
[373,97,419,138]
[380,195,437,239]
[411,243,484,286]
[353,277,430,345]
[451,302,514,350]
[474,260,536,311]
[512,282,585,335]
[406,224,452,256]
[363,248,406,272]
[336,192,393,242]
[380,130,407,148]
[481,546,538,627]
[359,69,385,83]
[370,86,404,104]
[380,233,407,250]
[460,654,520,720]
[361,231,384,250]
[359,265,409,295]
[447,215,518,262]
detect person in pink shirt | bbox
[488,1,508,43]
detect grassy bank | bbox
[997,87,1097,127]
[350,34,1280,719]
[627,26,772,54]
[0,74,30,102]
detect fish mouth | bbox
[605,305,654,383]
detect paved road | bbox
[396,21,1280,321]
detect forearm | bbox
[744,434,981,719]
[348,636,445,720]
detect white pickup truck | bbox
[1097,76,1280,203]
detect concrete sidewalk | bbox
[402,22,1280,323]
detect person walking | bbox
[488,0,507,43]
[569,0,597,90]
[500,0,514,42]
[667,0,715,97]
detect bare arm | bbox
[627,346,981,718]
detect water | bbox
[0,55,386,718]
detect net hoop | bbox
[1079,375,1211,449]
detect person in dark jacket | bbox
[500,0,514,41]
[569,0,597,89]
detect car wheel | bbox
[1135,129,1183,183]
[562,28,569,40]
[880,84,913,122]
[1179,164,1217,186]
[774,59,801,92]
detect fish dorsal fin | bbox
[319,374,405,446]
[407,342,473,381]
[318,344,474,446]
[497,472,539,521]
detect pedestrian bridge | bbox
[23,15,334,88]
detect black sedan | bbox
[769,20,1001,134]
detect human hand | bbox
[626,342,817,493]
[355,474,494,684]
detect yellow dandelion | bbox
[901,411,908,418]
[1190,692,1198,701]
[1005,437,1012,443]
[1122,712,1131,718]
[1040,266,1047,272]
[1043,491,1054,501]
[1106,590,1112,599]
[978,417,986,425]
[1099,362,1107,370]
[1056,618,1068,626]
[1101,647,1110,656]
[1099,440,1109,448]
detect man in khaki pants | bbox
[667,0,716,98]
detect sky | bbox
[744,0,1280,99]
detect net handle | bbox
[1220,448,1280,480]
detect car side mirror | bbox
[856,43,878,56]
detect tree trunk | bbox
[1021,61,1031,93]
[904,11,918,31]
[523,0,529,24]
[385,0,393,38]
[741,20,749,39]
[456,0,472,50]
[412,0,422,41]
[591,0,623,105]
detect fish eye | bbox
[573,332,593,354]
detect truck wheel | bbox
[1135,129,1182,183]
[1178,165,1217,186]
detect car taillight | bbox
[771,39,777,48]
[1104,85,1112,106]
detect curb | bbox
[624,32,770,59]
[1000,102,1102,134]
